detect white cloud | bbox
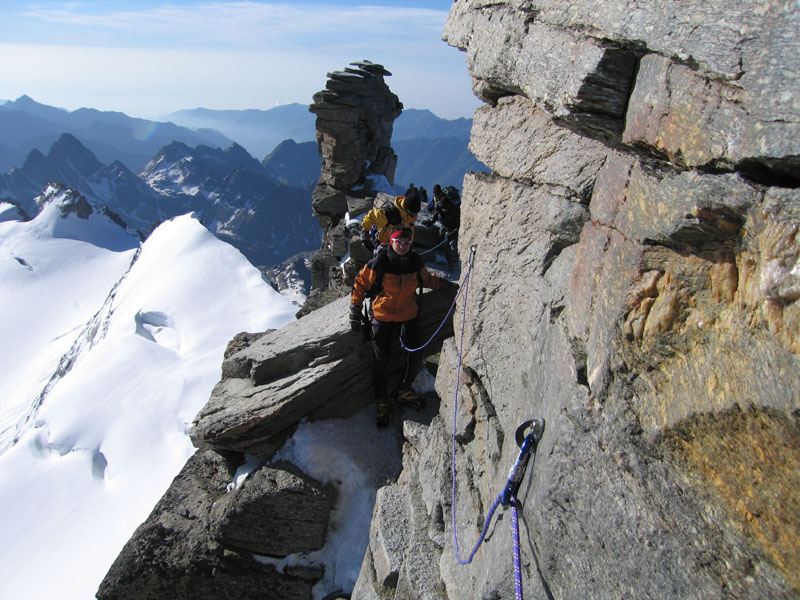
[1,2,480,119]
[14,2,448,50]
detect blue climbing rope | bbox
[399,273,467,354]
[441,245,545,598]
[395,241,544,596]
[397,252,470,383]
[418,232,453,256]
[511,498,523,600]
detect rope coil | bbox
[400,244,475,354]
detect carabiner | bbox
[515,419,545,449]
[501,419,545,506]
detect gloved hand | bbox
[360,230,374,251]
[349,304,363,332]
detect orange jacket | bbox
[351,250,447,322]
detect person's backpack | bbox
[443,186,461,205]
[357,250,426,340]
[365,248,424,301]
[370,195,402,229]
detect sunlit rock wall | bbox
[354,1,800,598]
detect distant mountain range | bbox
[0,95,487,271]
[0,132,319,268]
[2,96,485,190]
[0,95,233,174]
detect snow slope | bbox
[0,199,297,599]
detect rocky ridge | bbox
[300,60,404,315]
[98,3,800,599]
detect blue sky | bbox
[1,1,480,119]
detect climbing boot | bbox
[376,399,391,429]
[396,388,426,410]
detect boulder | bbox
[97,452,324,600]
[209,462,332,556]
[191,289,457,454]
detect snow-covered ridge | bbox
[0,202,297,599]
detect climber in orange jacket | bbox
[350,226,453,427]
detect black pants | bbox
[371,318,421,400]
[437,225,459,266]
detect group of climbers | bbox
[350,182,462,428]
[359,183,461,260]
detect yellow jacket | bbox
[361,196,417,244]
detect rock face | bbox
[352,1,800,599]
[97,451,327,600]
[301,60,404,316]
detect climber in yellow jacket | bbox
[360,190,421,251]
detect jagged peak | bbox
[22,147,48,169]
[35,181,90,213]
[14,94,35,104]
[223,141,250,156]
[50,132,86,151]
[9,94,55,109]
[3,95,70,119]
[156,140,194,156]
[46,133,105,176]
[141,141,195,172]
[48,132,97,158]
